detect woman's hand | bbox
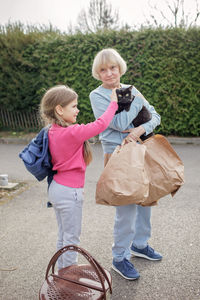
[122,126,146,144]
[110,88,118,102]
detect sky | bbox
[0,0,199,31]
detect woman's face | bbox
[98,63,121,89]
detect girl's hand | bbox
[122,126,145,143]
[110,88,118,102]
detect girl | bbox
[40,85,118,270]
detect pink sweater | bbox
[48,101,118,188]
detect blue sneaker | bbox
[131,244,162,261]
[112,258,140,280]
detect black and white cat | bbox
[116,85,154,141]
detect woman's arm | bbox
[138,94,161,135]
[123,92,161,141]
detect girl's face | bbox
[58,98,79,124]
[98,63,121,89]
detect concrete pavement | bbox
[0,142,200,300]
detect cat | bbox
[115,85,154,141]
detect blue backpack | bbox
[19,127,56,186]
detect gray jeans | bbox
[48,180,83,270]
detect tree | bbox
[147,0,200,28]
[75,0,120,33]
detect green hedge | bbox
[0,25,199,136]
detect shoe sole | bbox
[131,250,162,261]
[111,265,139,280]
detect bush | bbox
[0,24,199,136]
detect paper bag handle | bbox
[121,135,144,146]
[136,136,144,144]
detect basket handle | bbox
[45,245,112,299]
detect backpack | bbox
[19,127,56,185]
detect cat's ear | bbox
[128,85,133,91]
[116,89,120,96]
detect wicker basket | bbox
[39,245,112,300]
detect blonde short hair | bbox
[92,48,127,80]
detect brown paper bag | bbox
[96,141,149,206]
[141,134,184,205]
[96,134,184,206]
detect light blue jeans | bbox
[48,180,83,270]
[104,152,152,262]
[112,204,151,262]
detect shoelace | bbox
[124,259,135,271]
[146,245,154,255]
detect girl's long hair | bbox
[40,85,92,165]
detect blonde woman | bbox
[90,48,162,280]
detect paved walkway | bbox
[0,142,200,300]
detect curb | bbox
[167,136,200,145]
[0,137,33,145]
[0,136,99,145]
[0,136,200,145]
